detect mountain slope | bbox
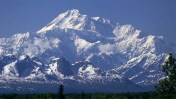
[0,55,141,93]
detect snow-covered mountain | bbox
[0,9,175,93]
[0,55,141,93]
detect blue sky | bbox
[0,0,175,38]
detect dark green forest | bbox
[0,92,175,99]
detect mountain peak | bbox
[57,9,81,20]
[36,9,114,35]
[37,9,87,33]
[65,9,80,15]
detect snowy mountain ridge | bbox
[37,9,113,34]
[0,9,175,92]
[0,54,141,93]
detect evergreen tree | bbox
[58,84,65,99]
[81,91,85,99]
[46,92,53,99]
[156,53,176,98]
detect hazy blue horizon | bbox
[0,0,175,38]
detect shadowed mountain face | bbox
[0,9,175,93]
[48,57,74,76]
[0,55,142,93]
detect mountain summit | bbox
[0,9,175,93]
[37,9,114,37]
[37,9,86,33]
